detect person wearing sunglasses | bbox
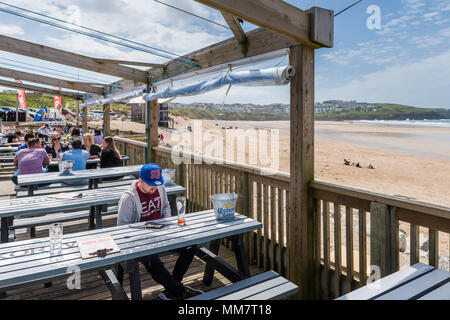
[45,132,69,161]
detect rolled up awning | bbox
[143,66,295,102]
[81,86,146,107]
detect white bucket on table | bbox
[58,160,74,176]
[162,169,176,185]
[211,193,238,221]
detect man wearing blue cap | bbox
[117,163,203,300]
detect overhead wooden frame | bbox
[194,0,334,48]
[0,34,149,83]
[0,66,104,95]
[93,58,164,69]
[0,79,81,99]
[221,12,248,55]
[148,27,296,84]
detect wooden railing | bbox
[311,181,450,299]
[154,146,291,278]
[114,136,147,165]
[113,138,450,299]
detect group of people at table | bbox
[10,124,122,184]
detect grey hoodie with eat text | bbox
[117,180,171,226]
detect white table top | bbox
[17,165,142,186]
[0,210,261,290]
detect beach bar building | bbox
[0,0,448,301]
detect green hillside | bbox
[169,107,290,121]
[315,103,450,121]
[0,92,78,109]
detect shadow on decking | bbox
[4,214,264,300]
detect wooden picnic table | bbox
[0,183,186,243]
[46,156,131,172]
[17,165,143,196]
[0,210,262,300]
[0,147,17,153]
[0,143,21,148]
[336,263,450,300]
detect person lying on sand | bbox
[344,159,350,165]
[367,163,375,169]
[355,163,361,168]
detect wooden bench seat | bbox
[188,271,298,300]
[8,206,119,241]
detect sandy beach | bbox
[100,118,450,208]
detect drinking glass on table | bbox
[176,197,186,226]
[49,223,63,256]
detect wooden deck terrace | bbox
[2,213,265,300]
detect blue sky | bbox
[0,0,449,108]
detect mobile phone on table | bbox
[145,222,164,229]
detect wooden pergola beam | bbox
[93,58,164,69]
[0,66,104,95]
[148,27,295,84]
[194,0,333,48]
[0,79,81,99]
[221,12,247,44]
[0,34,149,83]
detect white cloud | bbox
[317,50,450,108]
[0,23,24,36]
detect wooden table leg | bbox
[202,239,221,286]
[232,234,251,278]
[88,207,95,230]
[95,205,103,229]
[168,194,176,216]
[1,217,9,244]
[27,185,34,197]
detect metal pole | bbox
[146,100,150,164]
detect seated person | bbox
[100,136,122,169]
[83,133,102,159]
[12,138,50,185]
[37,124,52,136]
[17,132,35,151]
[83,133,102,169]
[5,131,22,144]
[93,128,103,145]
[68,128,82,147]
[61,139,89,185]
[117,164,202,300]
[46,132,69,161]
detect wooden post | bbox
[76,100,80,128]
[288,44,315,300]
[82,106,88,135]
[146,99,159,163]
[370,202,398,278]
[103,103,111,137]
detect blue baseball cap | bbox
[139,164,165,187]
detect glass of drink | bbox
[176,197,186,226]
[49,223,63,256]
[48,154,53,161]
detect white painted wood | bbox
[418,282,450,300]
[0,211,262,290]
[376,269,450,300]
[336,263,434,300]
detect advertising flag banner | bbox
[14,80,28,109]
